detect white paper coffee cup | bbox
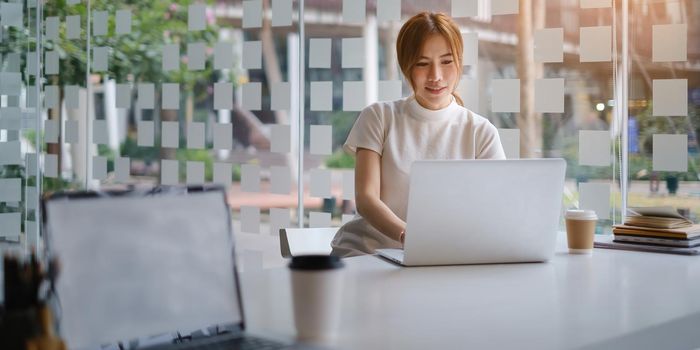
[289,255,344,344]
[565,209,598,254]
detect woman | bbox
[331,12,506,257]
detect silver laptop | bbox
[43,186,301,350]
[376,159,566,266]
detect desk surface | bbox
[240,236,700,350]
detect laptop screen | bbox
[45,190,242,350]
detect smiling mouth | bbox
[425,86,446,94]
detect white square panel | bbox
[342,214,355,225]
[270,208,291,236]
[0,108,21,130]
[580,26,611,62]
[653,24,686,62]
[491,79,519,113]
[309,211,332,228]
[462,32,478,66]
[213,162,233,187]
[579,130,610,166]
[0,213,21,239]
[497,129,520,159]
[26,187,38,209]
[44,119,59,143]
[309,39,331,68]
[0,178,21,202]
[44,154,58,178]
[343,81,366,111]
[116,10,132,34]
[66,15,80,39]
[377,0,401,22]
[456,77,478,111]
[310,81,333,111]
[0,73,21,95]
[1,3,23,28]
[138,83,155,109]
[378,80,402,102]
[534,28,563,63]
[161,121,179,148]
[578,182,610,220]
[270,166,291,194]
[240,206,261,233]
[93,11,108,36]
[187,122,205,149]
[64,120,79,144]
[243,0,263,28]
[342,0,365,24]
[272,0,293,27]
[242,41,262,70]
[214,42,234,69]
[310,168,332,198]
[342,170,354,200]
[271,82,291,111]
[116,84,131,108]
[0,142,22,166]
[452,0,477,17]
[45,85,59,109]
[92,156,107,180]
[653,79,687,117]
[186,161,205,184]
[188,42,206,71]
[188,4,206,31]
[342,38,364,68]
[163,44,180,72]
[492,0,519,15]
[535,78,565,113]
[115,157,130,183]
[65,85,80,109]
[271,124,291,153]
[93,47,109,72]
[162,83,180,110]
[45,17,59,40]
[44,51,59,75]
[137,121,155,147]
[653,134,688,172]
[213,123,232,150]
[27,52,38,76]
[27,85,38,107]
[241,164,261,192]
[161,159,179,185]
[580,0,611,8]
[4,53,21,72]
[241,82,262,111]
[93,119,108,145]
[214,82,233,110]
[310,125,332,155]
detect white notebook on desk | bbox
[375,159,566,266]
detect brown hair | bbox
[396,12,464,106]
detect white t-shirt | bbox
[331,96,506,257]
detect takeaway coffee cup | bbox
[289,255,344,343]
[565,209,598,254]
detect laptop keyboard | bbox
[174,335,291,350]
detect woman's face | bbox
[410,34,460,110]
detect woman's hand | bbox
[355,148,407,242]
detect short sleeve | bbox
[477,123,506,160]
[343,104,385,156]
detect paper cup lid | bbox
[288,255,344,270]
[565,209,597,220]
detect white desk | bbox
[240,236,700,349]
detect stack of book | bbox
[612,207,700,252]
